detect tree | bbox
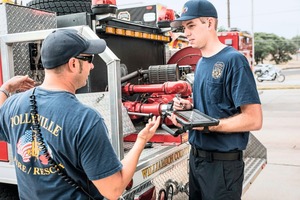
[217,26,227,32]
[254,32,297,64]
[270,37,297,64]
[254,33,272,64]
[291,35,300,50]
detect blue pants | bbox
[189,151,244,200]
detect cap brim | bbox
[170,16,198,28]
[83,39,107,55]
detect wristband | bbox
[0,88,10,98]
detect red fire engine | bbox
[218,30,253,67]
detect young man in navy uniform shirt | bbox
[170,1,262,199]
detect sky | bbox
[116,0,300,39]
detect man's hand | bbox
[167,113,183,128]
[1,75,35,93]
[168,96,193,128]
[172,96,192,111]
[137,116,161,142]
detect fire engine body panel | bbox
[217,31,253,67]
[0,3,266,199]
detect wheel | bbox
[256,77,263,82]
[254,71,261,76]
[276,74,285,82]
[254,71,261,78]
[254,69,262,75]
[26,0,92,16]
[0,183,19,200]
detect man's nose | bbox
[184,29,190,37]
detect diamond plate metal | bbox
[0,4,56,35]
[76,92,136,137]
[122,143,190,200]
[244,132,267,159]
[0,4,56,81]
[242,133,267,194]
[152,158,189,200]
[12,42,45,82]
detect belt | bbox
[191,146,243,162]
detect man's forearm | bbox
[120,137,146,187]
[210,104,262,133]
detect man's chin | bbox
[77,81,88,90]
[190,44,198,49]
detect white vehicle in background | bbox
[254,64,285,82]
[253,64,274,76]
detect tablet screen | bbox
[173,109,219,127]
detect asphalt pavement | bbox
[242,66,300,200]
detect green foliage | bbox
[217,26,227,32]
[291,35,300,49]
[254,32,297,64]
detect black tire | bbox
[0,183,19,200]
[256,77,263,82]
[254,71,261,78]
[26,0,92,16]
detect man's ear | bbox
[207,18,214,29]
[67,58,77,72]
[207,18,212,28]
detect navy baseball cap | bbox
[41,29,106,69]
[171,0,218,28]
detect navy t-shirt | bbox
[190,46,261,151]
[0,87,122,199]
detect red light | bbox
[0,142,9,161]
[146,6,153,10]
[92,0,116,5]
[165,9,175,21]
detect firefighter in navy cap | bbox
[0,29,160,200]
[169,1,262,199]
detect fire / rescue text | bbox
[14,157,65,175]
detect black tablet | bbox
[173,109,219,128]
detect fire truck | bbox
[0,1,266,199]
[218,30,253,68]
